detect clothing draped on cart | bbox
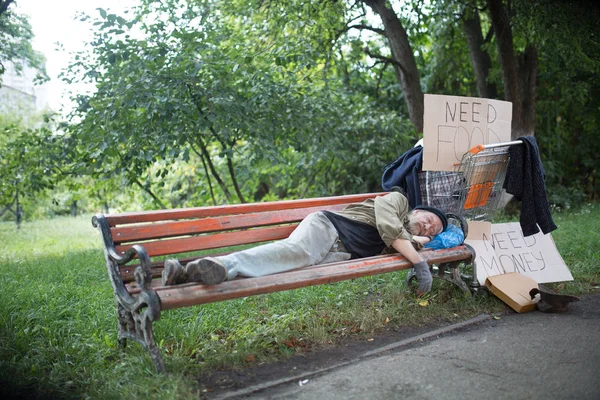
[381,146,423,208]
[502,135,557,237]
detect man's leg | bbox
[161,212,344,285]
[218,211,342,279]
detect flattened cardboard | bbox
[466,220,491,241]
[485,273,538,313]
[423,94,512,171]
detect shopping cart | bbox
[409,140,523,294]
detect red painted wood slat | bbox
[105,192,382,226]
[111,204,346,244]
[114,224,298,257]
[153,246,473,310]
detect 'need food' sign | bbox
[423,94,512,171]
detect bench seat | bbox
[92,192,475,372]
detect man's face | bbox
[408,210,444,236]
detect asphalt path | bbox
[218,292,600,400]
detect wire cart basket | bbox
[419,140,523,221]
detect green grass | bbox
[1,204,599,399]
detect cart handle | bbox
[468,140,523,155]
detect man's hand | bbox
[391,238,432,295]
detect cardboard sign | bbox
[423,94,513,171]
[465,222,573,286]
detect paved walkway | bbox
[218,292,600,399]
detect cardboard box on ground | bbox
[485,273,539,313]
[422,94,573,313]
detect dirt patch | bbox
[197,318,459,398]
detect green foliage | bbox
[0,0,48,83]
[1,0,596,218]
[525,0,600,200]
[62,0,417,209]
[0,125,65,214]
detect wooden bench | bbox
[92,192,475,372]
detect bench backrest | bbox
[104,193,382,259]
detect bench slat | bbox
[105,193,380,226]
[111,204,346,244]
[155,246,473,310]
[115,225,298,257]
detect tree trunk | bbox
[15,187,22,228]
[363,0,424,132]
[225,154,246,203]
[195,136,232,202]
[185,137,219,206]
[463,9,497,99]
[199,151,217,206]
[518,45,538,136]
[488,0,522,139]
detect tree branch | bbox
[185,83,233,201]
[184,133,217,206]
[134,178,167,210]
[363,47,403,70]
[346,24,386,36]
[375,61,390,98]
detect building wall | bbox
[0,60,50,118]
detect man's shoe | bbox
[161,259,186,286]
[185,257,228,285]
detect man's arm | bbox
[374,192,422,249]
[390,238,425,263]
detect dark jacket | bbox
[503,136,557,236]
[381,146,423,208]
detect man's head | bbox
[407,205,447,237]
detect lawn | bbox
[1,203,598,399]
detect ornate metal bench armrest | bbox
[92,214,160,320]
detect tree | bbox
[462,7,497,99]
[0,0,47,83]
[485,0,536,138]
[360,0,425,132]
[0,125,64,225]
[63,0,415,209]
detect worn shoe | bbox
[185,257,228,285]
[161,259,186,286]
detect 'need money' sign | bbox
[465,221,573,286]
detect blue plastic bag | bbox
[424,223,464,250]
